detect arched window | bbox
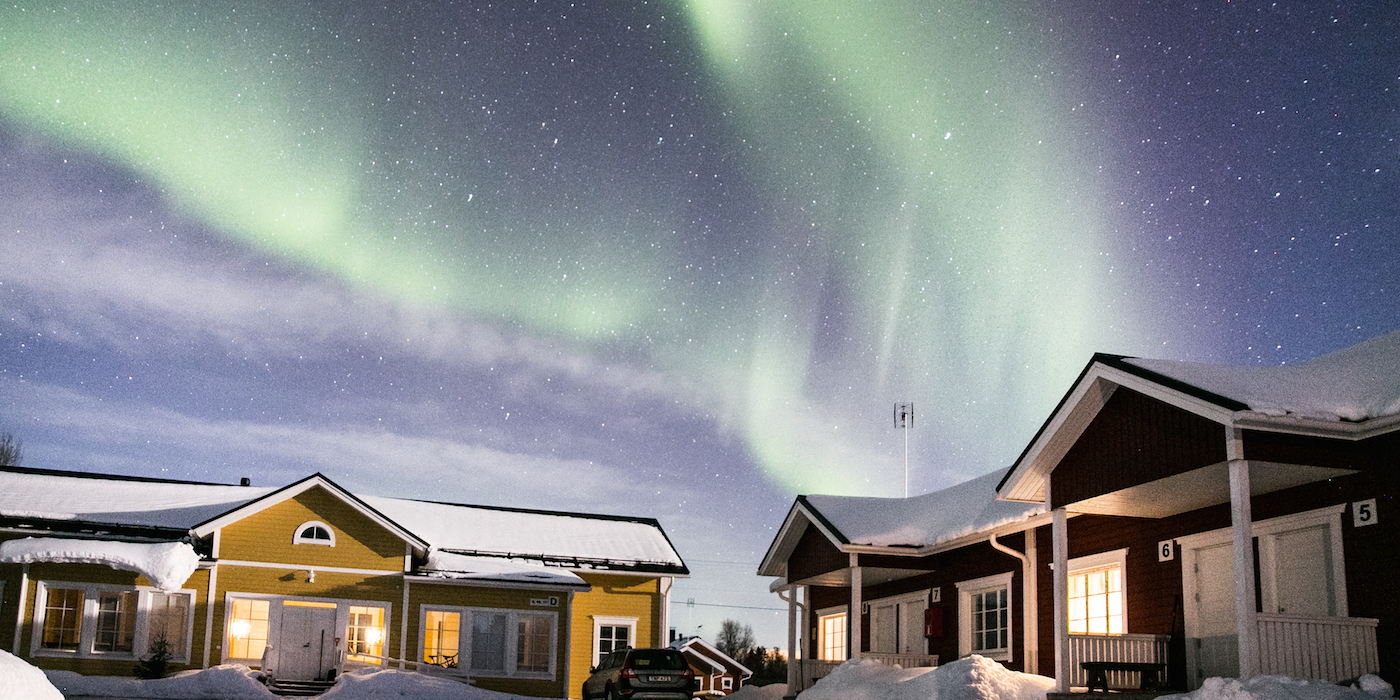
[293,521,336,546]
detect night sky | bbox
[2,1,1397,647]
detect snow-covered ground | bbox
[2,654,1392,700]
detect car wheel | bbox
[606,686,618,700]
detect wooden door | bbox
[278,604,339,680]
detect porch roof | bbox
[997,329,1400,512]
[758,470,1043,579]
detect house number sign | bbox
[1353,499,1378,527]
[530,596,560,607]
[1157,540,1175,562]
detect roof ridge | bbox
[0,464,246,487]
[376,495,666,526]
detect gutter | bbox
[988,531,1037,674]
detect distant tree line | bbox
[715,619,787,686]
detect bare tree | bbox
[715,619,755,660]
[0,432,20,467]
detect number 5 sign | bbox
[1353,499,1378,527]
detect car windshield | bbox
[628,650,686,670]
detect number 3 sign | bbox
[1353,499,1378,527]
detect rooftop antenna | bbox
[894,402,913,497]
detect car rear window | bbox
[628,650,686,670]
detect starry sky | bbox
[1,1,1397,648]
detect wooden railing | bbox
[794,654,939,692]
[1256,614,1379,682]
[1069,633,1171,690]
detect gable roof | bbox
[671,636,753,677]
[997,329,1400,504]
[0,466,687,576]
[189,472,430,554]
[758,470,1044,578]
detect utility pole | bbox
[893,402,913,497]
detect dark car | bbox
[582,647,697,700]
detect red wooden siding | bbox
[1051,387,1226,509]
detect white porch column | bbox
[1051,481,1071,692]
[1024,528,1039,675]
[1228,427,1259,678]
[849,553,863,660]
[785,585,799,689]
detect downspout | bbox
[659,577,673,647]
[13,563,28,654]
[988,532,1034,673]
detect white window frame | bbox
[815,606,848,662]
[722,676,734,690]
[592,615,637,668]
[293,520,336,546]
[419,605,558,680]
[956,572,1013,661]
[221,593,393,668]
[30,581,195,662]
[1067,548,1128,636]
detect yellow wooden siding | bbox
[208,564,402,665]
[217,486,406,570]
[567,574,662,696]
[403,580,569,698]
[5,561,211,677]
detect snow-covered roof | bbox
[421,551,588,588]
[1125,329,1400,422]
[802,470,1043,548]
[0,537,200,591]
[759,470,1044,578]
[364,496,687,574]
[0,467,687,576]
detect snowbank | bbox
[320,667,537,699]
[800,655,1055,700]
[45,664,276,698]
[1160,674,1394,700]
[0,649,63,700]
[424,551,587,587]
[0,536,200,591]
[728,682,790,700]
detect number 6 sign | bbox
[1157,540,1175,562]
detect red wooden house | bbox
[762,330,1398,692]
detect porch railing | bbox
[1256,614,1379,682]
[1069,633,1171,690]
[793,654,939,693]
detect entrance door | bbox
[1188,542,1239,685]
[872,603,897,653]
[898,597,928,655]
[278,604,339,681]
[1268,525,1330,617]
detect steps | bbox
[267,677,338,697]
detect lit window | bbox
[94,591,137,653]
[42,588,84,651]
[347,606,386,664]
[817,611,847,661]
[1068,549,1127,636]
[228,599,270,659]
[293,521,336,546]
[423,610,460,668]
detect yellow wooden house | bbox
[0,467,688,698]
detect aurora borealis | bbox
[2,1,1397,644]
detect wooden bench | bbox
[1080,661,1167,693]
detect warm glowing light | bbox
[231,620,251,639]
[366,627,383,646]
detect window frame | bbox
[293,520,336,547]
[1067,548,1128,636]
[815,606,848,662]
[30,581,195,662]
[956,571,1014,661]
[591,615,637,668]
[420,605,559,680]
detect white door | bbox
[278,605,339,680]
[1189,542,1239,685]
[898,598,928,655]
[872,603,897,653]
[1269,525,1330,616]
